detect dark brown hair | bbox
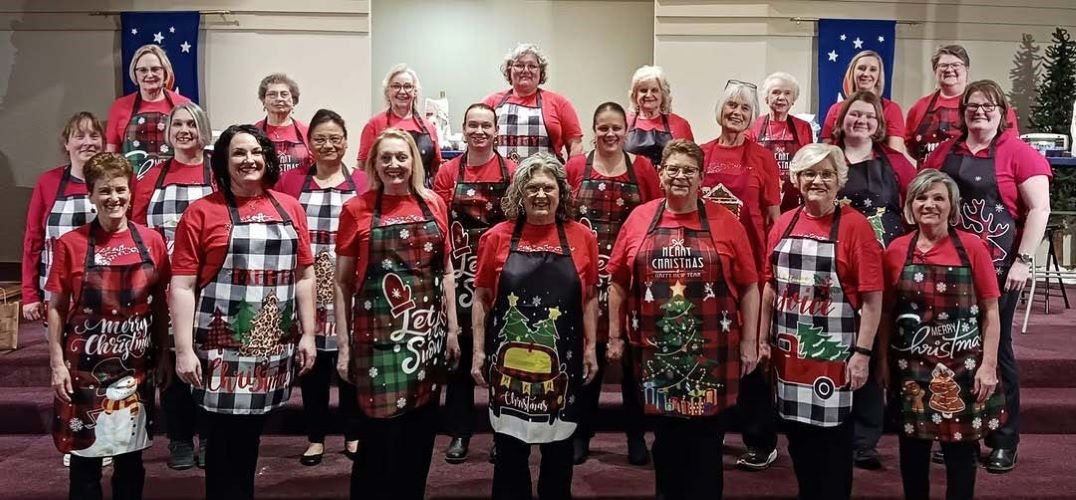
[960,80,1010,136]
[931,45,970,70]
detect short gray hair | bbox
[789,143,848,189]
[166,103,212,150]
[501,152,574,222]
[715,81,759,126]
[760,71,801,104]
[629,65,673,115]
[501,43,550,85]
[903,169,962,225]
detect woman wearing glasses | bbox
[820,50,906,153]
[255,73,311,172]
[359,64,443,184]
[921,80,1051,473]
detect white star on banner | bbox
[169,26,175,33]
[828,50,839,62]
[153,32,164,43]
[878,35,886,42]
[853,37,864,49]
[840,34,847,41]
[130,28,138,35]
[180,41,191,53]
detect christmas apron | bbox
[755,115,805,212]
[486,221,583,443]
[940,140,1016,286]
[449,154,510,336]
[300,167,359,351]
[625,114,673,167]
[351,191,448,419]
[701,142,767,269]
[40,167,96,303]
[629,200,740,418]
[837,146,906,247]
[123,92,174,179]
[387,113,439,187]
[912,91,961,164]
[575,151,643,342]
[495,89,556,163]
[891,228,1007,442]
[146,159,215,255]
[770,207,858,427]
[53,221,158,457]
[193,193,300,415]
[259,120,311,173]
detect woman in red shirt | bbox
[565,101,662,466]
[358,64,442,186]
[46,152,169,499]
[335,129,459,500]
[748,72,814,212]
[624,65,695,166]
[171,124,317,499]
[22,112,104,322]
[254,73,311,173]
[820,50,906,153]
[921,80,1051,473]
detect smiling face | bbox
[522,170,560,222]
[90,175,131,224]
[634,78,663,115]
[720,97,752,134]
[168,108,201,153]
[509,53,542,94]
[387,72,416,111]
[853,55,881,93]
[796,158,840,205]
[935,54,968,90]
[911,181,952,228]
[374,137,414,191]
[594,109,627,155]
[659,152,702,201]
[766,82,795,115]
[309,121,347,164]
[262,82,295,116]
[134,53,165,94]
[65,120,103,163]
[463,108,497,150]
[227,133,267,189]
[841,100,879,142]
[964,91,1002,136]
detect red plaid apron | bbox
[259,119,311,173]
[755,115,805,212]
[574,151,643,342]
[387,113,439,187]
[298,167,359,351]
[449,154,510,336]
[892,228,1007,442]
[40,167,95,303]
[911,91,962,164]
[628,200,740,417]
[495,89,556,163]
[53,221,158,457]
[123,92,175,179]
[146,158,215,255]
[625,114,673,167]
[837,145,906,247]
[351,191,448,418]
[192,193,301,415]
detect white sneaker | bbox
[63,453,70,467]
[103,457,113,467]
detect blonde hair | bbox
[789,143,849,189]
[500,43,550,85]
[364,128,435,200]
[715,81,759,126]
[501,153,574,221]
[381,63,423,115]
[128,44,175,90]
[760,71,801,105]
[842,50,886,96]
[166,103,212,150]
[903,169,962,225]
[629,65,673,115]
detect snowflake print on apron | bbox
[123,92,175,179]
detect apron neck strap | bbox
[647,199,710,234]
[373,189,434,226]
[906,225,971,267]
[783,204,842,241]
[510,218,570,255]
[225,190,289,224]
[583,151,639,185]
[86,219,152,269]
[456,152,509,183]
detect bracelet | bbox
[851,346,872,356]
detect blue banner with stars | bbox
[817,19,895,120]
[121,11,200,103]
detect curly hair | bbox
[85,152,133,189]
[501,152,574,222]
[258,73,300,105]
[500,43,549,86]
[211,124,281,205]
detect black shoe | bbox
[932,449,945,464]
[196,438,207,469]
[985,448,1017,473]
[854,448,883,470]
[299,443,324,466]
[627,435,650,466]
[445,437,470,464]
[488,444,497,464]
[573,437,590,465]
[168,441,196,470]
[737,447,778,471]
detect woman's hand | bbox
[974,362,999,403]
[471,352,488,387]
[446,329,462,371]
[51,363,73,403]
[847,352,869,390]
[583,346,599,385]
[740,341,759,377]
[1005,261,1030,293]
[22,301,44,322]
[757,341,771,364]
[175,348,202,388]
[336,347,350,382]
[606,337,625,363]
[297,335,317,376]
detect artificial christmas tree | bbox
[1030,27,1076,136]
[1008,33,1041,132]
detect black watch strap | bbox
[851,346,872,356]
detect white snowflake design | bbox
[486,202,494,211]
[932,413,943,424]
[531,296,542,306]
[364,300,373,311]
[936,282,947,293]
[972,417,983,429]
[566,350,573,360]
[965,357,977,370]
[382,258,394,270]
[369,367,379,378]
[898,359,909,370]
[424,242,434,252]
[597,182,607,191]
[392,289,402,299]
[160,144,170,153]
[616,198,625,207]
[910,302,919,310]
[579,205,589,215]
[970,305,979,315]
[975,176,983,182]
[995,203,1004,213]
[904,423,915,434]
[938,312,950,321]
[988,418,1000,430]
[132,140,141,148]
[418,369,426,381]
[137,117,146,125]
[400,229,410,240]
[863,198,873,208]
[914,272,924,283]
[397,397,407,409]
[69,418,85,432]
[467,188,476,197]
[953,432,963,440]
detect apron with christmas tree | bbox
[449,154,510,336]
[575,151,643,342]
[40,167,96,303]
[259,120,310,173]
[299,167,359,352]
[123,92,175,179]
[387,113,439,187]
[770,206,858,427]
[146,158,215,255]
[911,91,961,164]
[495,89,556,163]
[629,200,740,418]
[625,114,673,167]
[53,221,158,457]
[486,220,583,443]
[837,146,905,247]
[352,191,448,418]
[892,228,1007,442]
[755,115,805,212]
[193,193,300,415]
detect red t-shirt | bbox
[130,158,215,225]
[482,89,583,159]
[626,112,695,142]
[474,220,599,302]
[171,191,315,287]
[821,97,905,143]
[883,229,1001,302]
[254,119,310,145]
[356,111,442,166]
[904,91,1021,152]
[700,139,781,269]
[920,130,1052,220]
[607,199,758,300]
[746,114,814,148]
[432,154,518,207]
[45,222,171,305]
[106,89,191,149]
[564,153,664,203]
[274,166,369,199]
[22,166,90,303]
[763,206,885,309]
[336,190,452,291]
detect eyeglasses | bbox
[799,170,838,182]
[390,83,415,92]
[512,62,541,72]
[965,103,998,113]
[265,91,292,100]
[725,79,758,90]
[311,135,345,147]
[135,66,164,75]
[936,62,966,71]
[662,165,700,177]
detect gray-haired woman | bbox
[470,152,599,499]
[255,73,311,172]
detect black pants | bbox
[575,342,645,440]
[443,335,476,439]
[986,290,1020,450]
[738,368,777,451]
[162,377,206,443]
[204,412,267,500]
[852,368,885,452]
[898,436,978,500]
[492,433,573,500]
[351,403,438,500]
[301,350,361,444]
[69,451,144,500]
[784,418,854,500]
[652,414,726,500]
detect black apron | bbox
[387,112,438,187]
[625,114,673,167]
[838,146,906,247]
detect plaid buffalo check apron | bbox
[259,119,311,173]
[629,200,740,418]
[770,206,858,427]
[352,191,448,419]
[299,167,358,351]
[53,221,158,457]
[892,228,1007,442]
[911,91,962,164]
[838,145,905,247]
[123,92,175,179]
[495,89,556,163]
[193,193,300,415]
[449,154,510,336]
[575,151,643,342]
[755,115,805,212]
[40,167,96,303]
[146,158,215,255]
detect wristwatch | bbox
[1017,253,1033,265]
[851,345,872,356]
